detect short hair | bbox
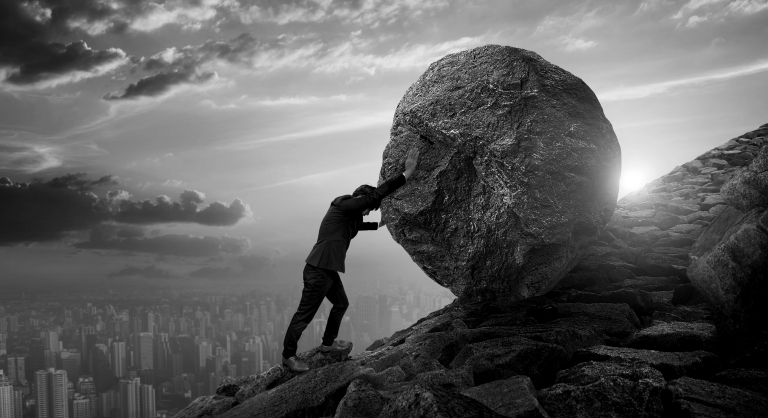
[352,184,379,210]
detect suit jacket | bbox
[305,174,406,273]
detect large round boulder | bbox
[379,45,621,301]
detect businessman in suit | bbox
[281,148,420,372]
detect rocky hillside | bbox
[175,123,768,417]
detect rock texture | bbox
[538,360,665,417]
[461,376,550,418]
[379,44,621,301]
[662,376,768,417]
[687,143,768,344]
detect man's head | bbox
[353,184,378,215]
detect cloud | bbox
[0,141,62,172]
[162,179,187,188]
[672,0,768,27]
[561,36,598,51]
[108,265,176,279]
[598,58,768,101]
[0,173,252,244]
[0,1,129,89]
[254,94,358,105]
[105,32,263,99]
[108,31,496,99]
[111,190,253,226]
[103,69,216,100]
[78,225,251,257]
[236,0,450,26]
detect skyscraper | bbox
[98,390,120,418]
[193,340,210,376]
[57,351,81,383]
[0,371,13,418]
[89,345,112,393]
[6,356,26,386]
[110,341,126,379]
[138,385,154,418]
[11,388,21,418]
[153,334,169,381]
[137,334,153,370]
[71,397,90,418]
[35,369,68,418]
[43,332,60,353]
[118,378,140,418]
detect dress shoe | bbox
[320,340,351,353]
[281,356,309,373]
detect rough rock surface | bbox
[624,321,716,352]
[538,360,665,418]
[688,185,768,343]
[572,345,719,380]
[711,368,768,395]
[720,146,768,210]
[378,383,505,418]
[333,379,385,418]
[461,376,550,418]
[379,44,621,301]
[662,376,768,417]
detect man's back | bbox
[305,174,406,273]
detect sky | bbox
[1,0,767,291]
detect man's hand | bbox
[403,147,420,179]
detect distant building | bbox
[139,385,154,418]
[110,341,126,379]
[97,390,120,418]
[1,371,14,418]
[57,351,81,383]
[72,397,90,418]
[6,356,26,386]
[89,345,112,393]
[118,378,140,418]
[35,369,68,418]
[43,332,59,353]
[137,334,153,370]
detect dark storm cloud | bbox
[111,190,252,226]
[105,33,262,100]
[79,226,251,257]
[0,1,127,88]
[108,265,176,279]
[103,69,216,100]
[0,174,252,244]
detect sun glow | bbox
[619,169,650,198]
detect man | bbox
[281,148,420,372]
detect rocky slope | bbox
[176,123,768,418]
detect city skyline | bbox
[0,281,452,417]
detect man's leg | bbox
[282,264,334,359]
[321,270,349,347]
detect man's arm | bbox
[336,174,406,212]
[337,148,420,213]
[357,221,378,231]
